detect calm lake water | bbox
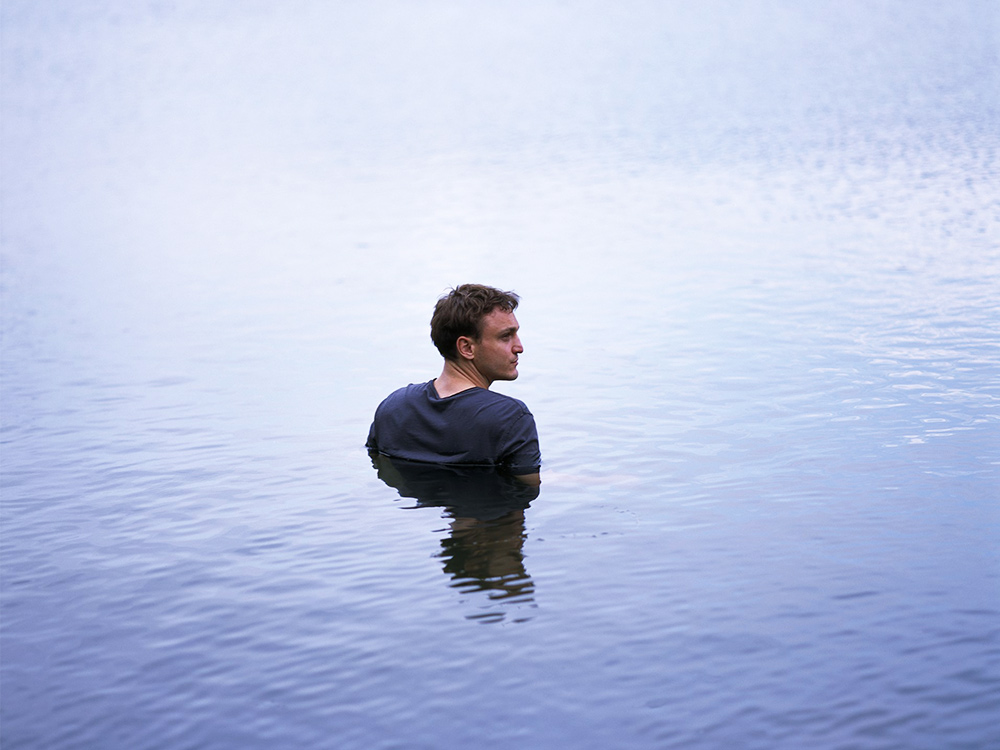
[2,1,998,748]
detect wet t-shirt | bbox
[366,380,541,475]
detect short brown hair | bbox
[430,284,520,360]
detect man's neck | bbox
[434,358,490,397]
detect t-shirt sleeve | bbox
[500,412,542,474]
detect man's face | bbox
[472,309,523,383]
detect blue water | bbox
[2,1,998,748]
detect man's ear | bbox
[455,336,476,360]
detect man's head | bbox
[430,284,521,362]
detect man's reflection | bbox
[371,454,539,623]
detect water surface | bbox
[2,1,998,748]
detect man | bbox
[366,284,541,485]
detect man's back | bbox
[366,380,541,475]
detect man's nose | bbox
[513,336,523,352]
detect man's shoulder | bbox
[489,390,534,416]
[458,387,533,416]
[375,381,533,420]
[377,381,432,407]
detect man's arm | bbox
[502,411,541,485]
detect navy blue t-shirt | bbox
[366,380,541,474]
